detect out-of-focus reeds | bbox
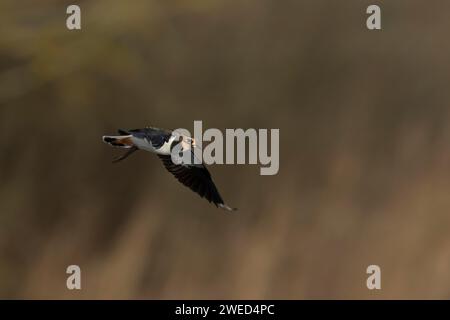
[0,0,449,299]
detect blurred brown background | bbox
[0,0,450,299]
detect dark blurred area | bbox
[0,0,450,299]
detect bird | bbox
[102,127,236,211]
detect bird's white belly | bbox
[155,141,173,155]
[131,136,173,155]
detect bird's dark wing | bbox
[158,154,236,211]
[118,128,172,148]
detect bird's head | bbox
[178,135,196,148]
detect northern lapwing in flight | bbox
[102,127,236,211]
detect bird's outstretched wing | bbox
[158,154,236,211]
